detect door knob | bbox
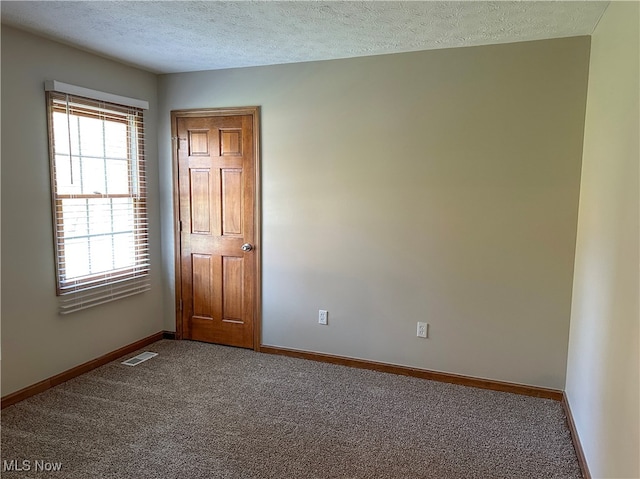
[241,243,253,252]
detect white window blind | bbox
[45,88,150,314]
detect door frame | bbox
[171,107,261,351]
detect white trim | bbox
[44,80,149,110]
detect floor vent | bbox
[122,351,158,366]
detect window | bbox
[46,85,149,314]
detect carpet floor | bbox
[1,340,582,478]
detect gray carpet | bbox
[1,340,582,479]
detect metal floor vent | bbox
[122,351,157,366]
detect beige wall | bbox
[1,26,164,395]
[159,37,590,389]
[565,3,640,478]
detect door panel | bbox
[220,129,242,156]
[189,130,210,156]
[221,169,243,235]
[175,111,258,349]
[222,256,243,321]
[190,169,213,234]
[192,253,213,318]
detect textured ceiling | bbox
[1,1,608,74]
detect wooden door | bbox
[173,109,260,349]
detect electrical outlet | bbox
[318,310,328,325]
[417,322,428,338]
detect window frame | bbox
[46,90,149,300]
